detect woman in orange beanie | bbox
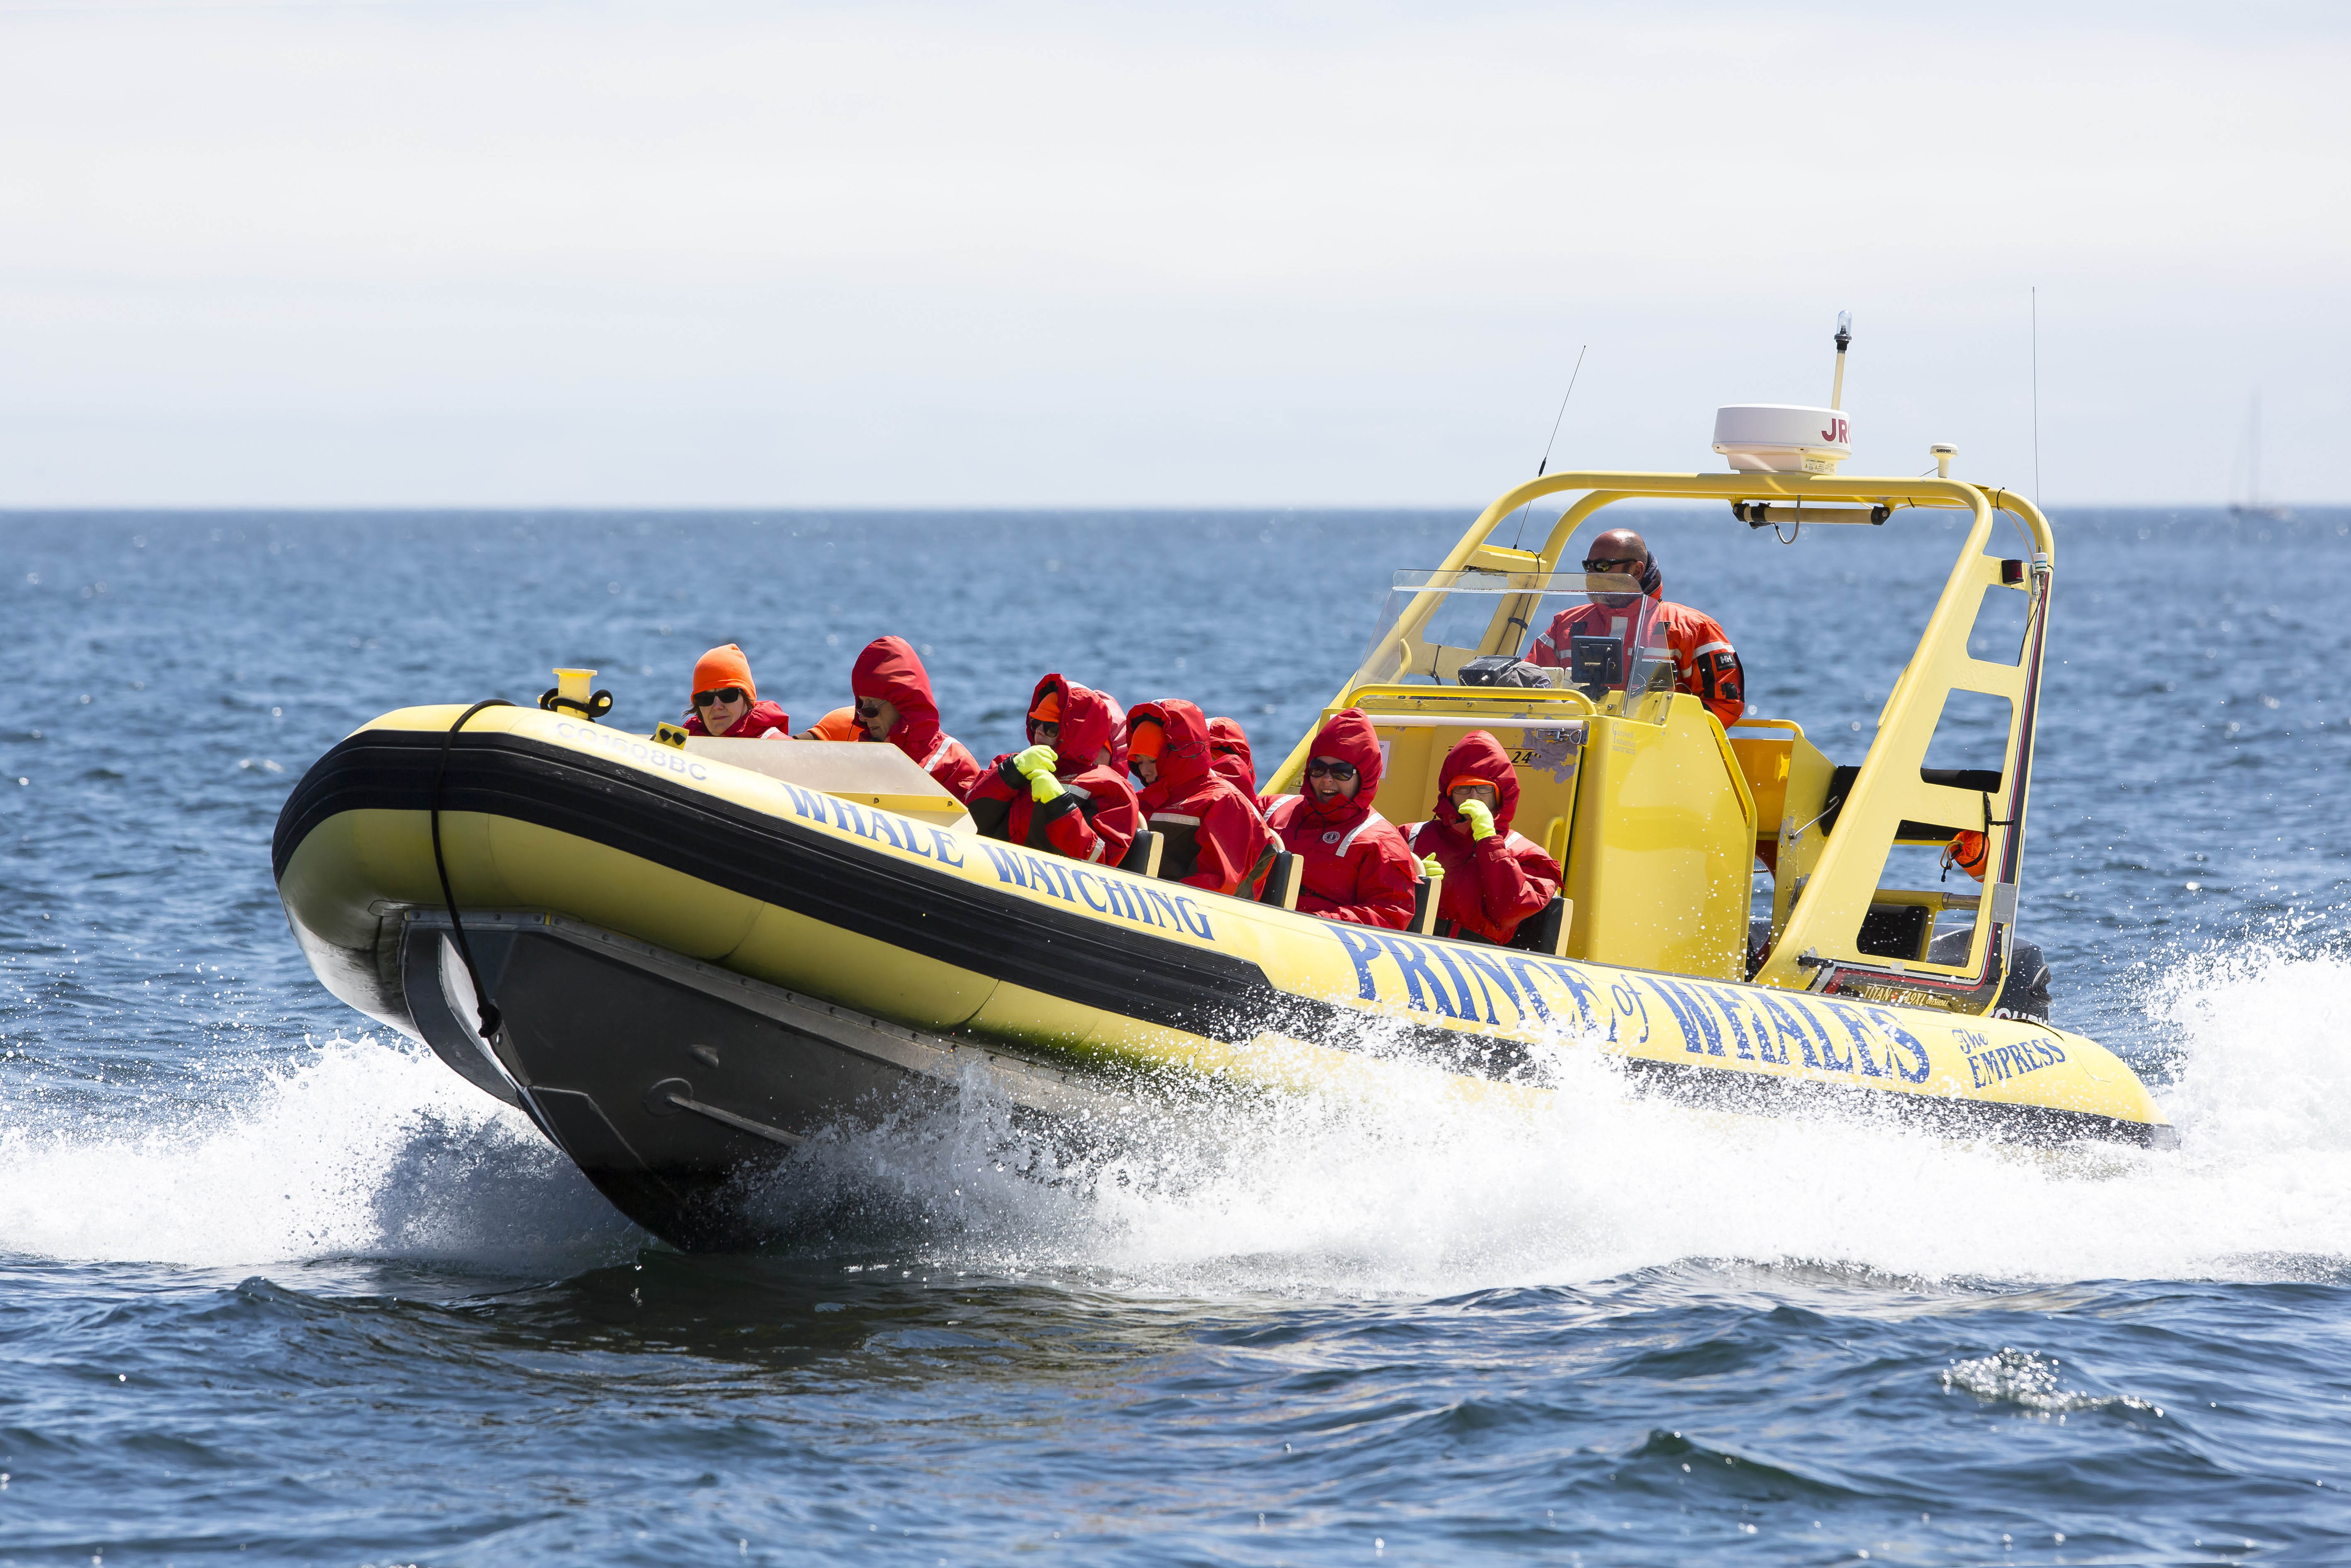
[681,644,792,739]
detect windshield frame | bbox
[1351,567,1675,721]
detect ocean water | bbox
[2,504,2349,1566]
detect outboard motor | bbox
[1926,928,2053,1020]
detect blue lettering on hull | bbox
[775,782,967,868]
[972,842,1216,940]
[1964,1033,2066,1088]
[1332,929,1941,1085]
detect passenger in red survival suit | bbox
[965,675,1141,865]
[1260,708,1419,930]
[846,636,982,800]
[1405,730,1561,946]
[1126,700,1280,897]
[1205,716,1261,808]
[680,644,791,739]
[1525,528,1745,728]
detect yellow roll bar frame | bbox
[1272,468,2057,1011]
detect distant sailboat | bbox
[2230,392,2293,521]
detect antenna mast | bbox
[1830,311,1852,410]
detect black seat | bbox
[1856,901,1932,960]
[1818,762,2004,841]
[1119,830,1163,878]
[1410,873,1442,935]
[1920,767,2004,793]
[1255,852,1302,911]
[1508,894,1571,957]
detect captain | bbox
[1525,527,1746,728]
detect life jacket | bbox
[1528,579,1744,728]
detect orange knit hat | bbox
[1128,717,1165,760]
[806,706,859,741]
[1029,690,1063,723]
[692,644,756,702]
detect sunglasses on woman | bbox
[1306,758,1358,780]
[693,687,746,707]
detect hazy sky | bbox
[1,0,2343,506]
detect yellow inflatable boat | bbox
[274,376,2172,1248]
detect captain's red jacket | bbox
[1206,716,1261,807]
[1405,730,1560,946]
[1261,708,1418,930]
[1528,584,1745,728]
[850,636,982,800]
[1130,700,1281,897]
[966,675,1140,865]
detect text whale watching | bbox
[273,316,2167,1250]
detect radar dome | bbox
[1711,405,1851,474]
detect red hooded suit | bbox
[1129,700,1281,897]
[849,637,982,800]
[1261,709,1418,929]
[1405,730,1561,945]
[684,702,791,740]
[966,675,1141,865]
[1206,716,1261,806]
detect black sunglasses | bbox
[1581,556,1643,574]
[855,698,886,718]
[693,686,746,707]
[1306,758,1359,780]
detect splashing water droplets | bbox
[0,1037,631,1268]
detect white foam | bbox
[10,946,2348,1289]
[0,1037,635,1268]
[770,945,2351,1294]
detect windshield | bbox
[1350,569,1675,720]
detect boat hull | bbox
[275,706,2175,1249]
[401,911,1128,1247]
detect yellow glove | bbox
[1458,798,1497,841]
[1420,854,1444,878]
[1014,744,1065,803]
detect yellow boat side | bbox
[274,702,2170,1146]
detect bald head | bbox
[1585,528,1649,573]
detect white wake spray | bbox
[0,1037,634,1269]
[3,945,2346,1286]
[748,946,2351,1293]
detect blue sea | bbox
[3,505,2349,1566]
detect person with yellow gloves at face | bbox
[963,675,1140,865]
[1402,731,1560,945]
